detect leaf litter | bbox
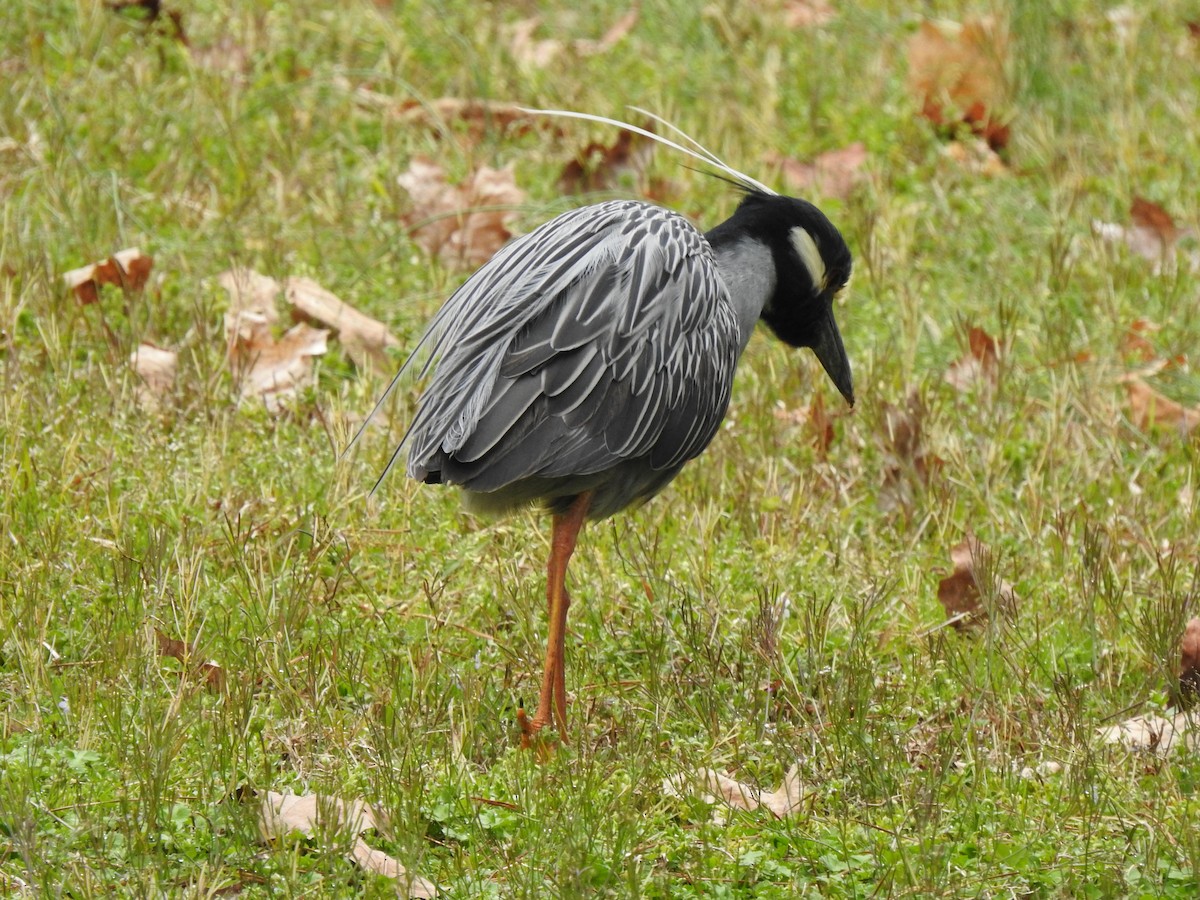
[1093,196,1200,274]
[398,159,526,267]
[255,789,437,897]
[764,143,868,202]
[936,535,1019,631]
[153,627,224,689]
[664,764,806,819]
[907,16,1011,151]
[218,268,399,407]
[130,343,177,410]
[504,9,638,69]
[63,247,153,305]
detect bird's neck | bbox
[708,236,777,353]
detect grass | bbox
[3,0,1200,895]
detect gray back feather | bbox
[396,200,741,505]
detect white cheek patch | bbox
[790,226,827,293]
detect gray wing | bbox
[395,200,741,497]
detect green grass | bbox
[4,0,1200,895]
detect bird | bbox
[360,111,854,743]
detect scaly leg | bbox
[523,491,591,742]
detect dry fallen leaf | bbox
[878,391,942,513]
[390,97,545,144]
[505,9,638,68]
[944,325,999,392]
[63,247,153,305]
[1121,317,1160,361]
[188,34,251,75]
[398,159,525,267]
[780,0,836,28]
[765,143,868,202]
[130,342,177,410]
[257,790,436,897]
[936,535,1019,631]
[283,277,399,370]
[941,137,1008,176]
[907,17,1011,150]
[558,127,656,196]
[217,269,328,411]
[1093,197,1199,273]
[774,392,840,455]
[1179,618,1200,700]
[217,268,281,344]
[1098,711,1196,755]
[153,627,223,689]
[231,322,329,411]
[664,764,806,819]
[1121,377,1200,434]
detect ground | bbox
[3,1,1200,896]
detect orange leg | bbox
[522,491,591,742]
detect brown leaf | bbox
[398,159,525,267]
[188,35,251,75]
[283,277,399,370]
[944,325,999,391]
[574,8,639,55]
[941,138,1008,176]
[558,127,656,195]
[1122,377,1200,433]
[1093,198,1198,272]
[1098,711,1195,755]
[505,9,638,68]
[217,269,327,411]
[63,247,153,304]
[154,628,224,689]
[391,97,544,143]
[936,536,1019,631]
[231,322,329,412]
[1120,317,1160,361]
[781,0,836,28]
[130,342,177,410]
[664,764,806,819]
[504,17,562,68]
[1179,618,1200,698]
[1131,196,1179,249]
[765,143,868,202]
[879,392,943,513]
[907,17,1011,150]
[217,268,281,344]
[257,791,437,897]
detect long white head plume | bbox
[519,106,777,197]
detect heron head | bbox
[734,192,854,407]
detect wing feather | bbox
[403,200,741,505]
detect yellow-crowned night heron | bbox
[365,116,854,742]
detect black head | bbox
[710,191,854,405]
